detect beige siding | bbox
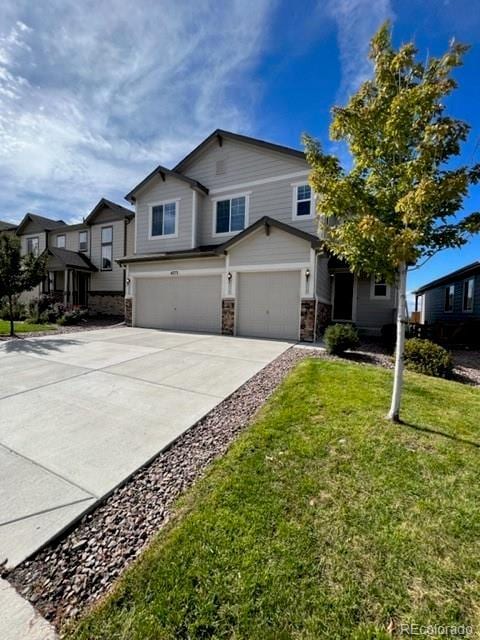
[316,255,330,303]
[51,228,88,252]
[128,256,224,275]
[355,277,396,329]
[89,219,125,292]
[135,175,193,254]
[125,218,135,256]
[228,227,310,267]
[181,137,308,191]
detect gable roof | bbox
[85,198,134,224]
[16,213,66,235]
[414,261,480,295]
[220,216,321,252]
[47,247,97,271]
[125,166,209,203]
[0,220,17,231]
[173,129,306,173]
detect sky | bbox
[0,0,479,298]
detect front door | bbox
[77,273,89,307]
[333,272,354,321]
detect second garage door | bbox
[135,275,221,333]
[237,271,300,340]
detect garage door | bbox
[135,275,221,333]
[237,271,300,340]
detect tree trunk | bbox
[8,294,14,337]
[387,262,407,422]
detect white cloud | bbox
[327,0,394,102]
[0,1,275,222]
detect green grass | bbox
[0,319,57,334]
[66,360,480,640]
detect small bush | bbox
[0,296,26,320]
[324,323,360,355]
[58,307,88,326]
[404,338,453,378]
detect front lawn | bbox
[0,320,57,335]
[66,359,480,639]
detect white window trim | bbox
[79,230,88,252]
[212,192,250,238]
[444,284,455,313]
[291,182,314,221]
[100,225,113,272]
[462,278,474,312]
[56,234,66,248]
[148,199,180,240]
[370,276,391,300]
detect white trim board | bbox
[209,170,309,195]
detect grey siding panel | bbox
[182,138,308,191]
[355,277,396,328]
[20,232,47,256]
[316,255,330,302]
[228,227,311,267]
[89,219,125,292]
[135,175,193,254]
[423,274,480,322]
[52,229,88,252]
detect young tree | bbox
[304,23,480,421]
[0,234,47,336]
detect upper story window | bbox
[56,234,66,248]
[293,183,312,219]
[27,236,39,256]
[150,201,178,238]
[444,284,455,312]
[101,226,113,271]
[79,230,88,252]
[371,277,390,299]
[214,195,247,235]
[463,278,474,312]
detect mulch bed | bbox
[0,317,125,341]
[6,347,314,629]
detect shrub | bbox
[0,296,26,320]
[403,338,453,378]
[324,323,360,355]
[58,307,88,326]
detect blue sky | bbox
[0,0,479,298]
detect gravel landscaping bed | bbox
[0,317,125,341]
[6,346,317,630]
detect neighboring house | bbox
[119,130,396,341]
[0,220,18,235]
[15,200,134,314]
[414,261,480,324]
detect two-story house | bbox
[14,199,134,315]
[120,130,396,341]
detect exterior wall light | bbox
[126,277,131,285]
[305,269,310,279]
[227,272,233,280]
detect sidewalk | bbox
[0,578,57,640]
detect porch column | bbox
[64,269,69,305]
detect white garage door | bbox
[237,271,300,340]
[135,275,222,333]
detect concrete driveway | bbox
[0,327,290,569]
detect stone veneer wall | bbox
[315,301,332,336]
[221,299,235,336]
[300,299,316,342]
[88,293,125,316]
[124,298,132,326]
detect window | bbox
[214,196,246,234]
[101,226,113,270]
[371,277,390,299]
[56,234,66,248]
[293,184,312,218]
[27,237,39,256]
[463,278,474,312]
[444,284,455,312]
[79,230,88,252]
[150,201,178,237]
